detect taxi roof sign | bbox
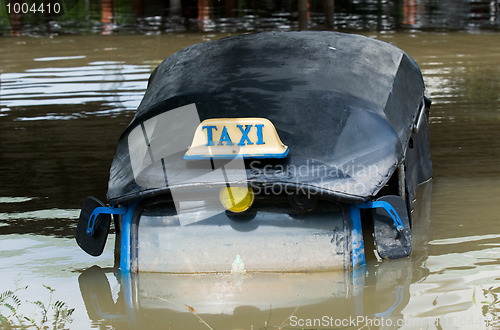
[184,118,289,160]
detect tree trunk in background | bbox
[298,0,308,30]
[132,0,145,17]
[101,0,114,34]
[198,0,211,30]
[170,0,182,17]
[324,0,334,28]
[8,0,23,36]
[226,0,237,17]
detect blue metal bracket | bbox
[86,205,128,236]
[348,199,406,269]
[120,201,139,272]
[349,206,366,269]
[354,201,404,232]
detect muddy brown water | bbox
[1,32,500,329]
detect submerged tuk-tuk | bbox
[76,31,432,273]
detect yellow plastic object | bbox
[220,186,254,213]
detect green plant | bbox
[0,282,74,329]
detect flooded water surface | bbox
[1,32,500,329]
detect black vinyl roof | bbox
[107,31,425,204]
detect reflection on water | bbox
[1,0,500,36]
[2,61,149,112]
[77,197,428,329]
[1,32,500,328]
[76,189,427,329]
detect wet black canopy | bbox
[107,31,426,204]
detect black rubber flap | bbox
[76,197,111,257]
[373,195,411,260]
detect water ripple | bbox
[1,61,151,118]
